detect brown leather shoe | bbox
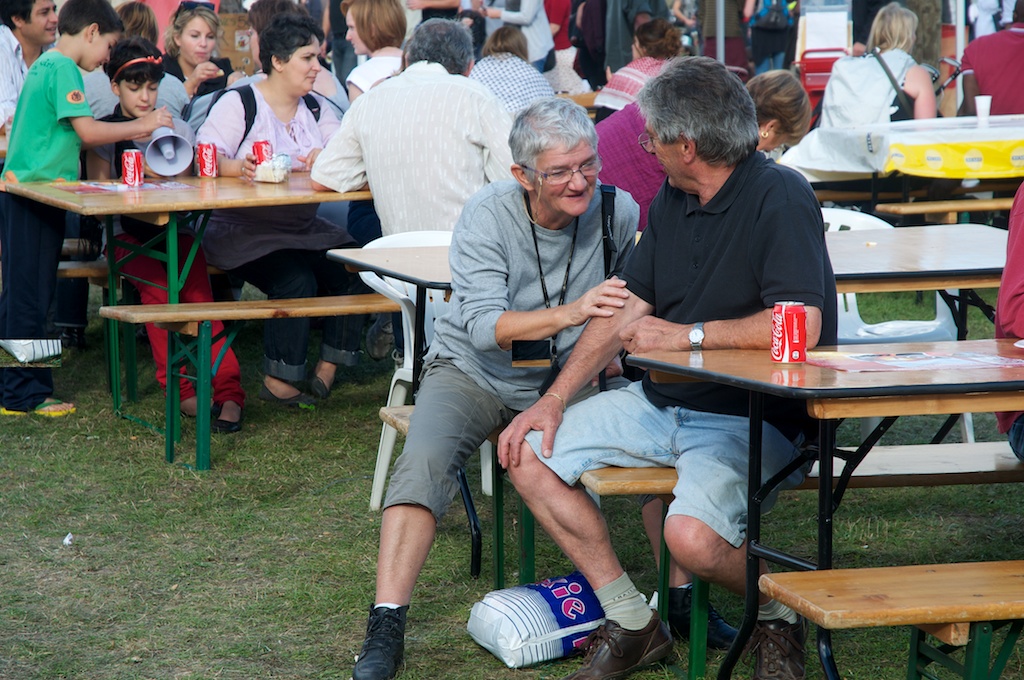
[561,613,673,680]
[745,617,807,680]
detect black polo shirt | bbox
[622,151,838,440]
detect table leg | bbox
[518,503,535,584]
[717,391,765,680]
[411,286,426,395]
[195,321,212,471]
[166,330,180,465]
[104,216,123,412]
[492,453,505,589]
[688,576,708,679]
[817,418,842,679]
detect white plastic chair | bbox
[822,208,974,441]
[360,231,493,511]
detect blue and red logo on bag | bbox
[527,572,605,655]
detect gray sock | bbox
[595,573,655,630]
[759,599,798,624]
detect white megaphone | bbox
[145,126,193,177]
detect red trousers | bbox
[111,234,246,407]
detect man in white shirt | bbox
[0,0,57,124]
[310,18,514,235]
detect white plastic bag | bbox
[0,339,62,363]
[467,572,605,668]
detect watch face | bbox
[689,327,704,345]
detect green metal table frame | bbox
[102,210,215,468]
[909,620,1024,680]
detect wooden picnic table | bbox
[629,338,1024,679]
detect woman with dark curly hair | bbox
[197,13,364,407]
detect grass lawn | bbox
[1,287,1022,679]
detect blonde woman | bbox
[820,2,935,127]
[162,2,242,98]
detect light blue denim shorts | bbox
[524,381,807,548]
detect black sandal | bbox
[210,402,243,434]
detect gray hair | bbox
[509,97,598,170]
[637,56,758,167]
[404,18,473,75]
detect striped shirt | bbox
[0,26,28,123]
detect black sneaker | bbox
[59,327,87,350]
[745,617,807,680]
[666,587,739,651]
[353,605,408,680]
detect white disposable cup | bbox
[975,95,992,123]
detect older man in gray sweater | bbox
[350,97,639,680]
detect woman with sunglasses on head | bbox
[163,1,241,98]
[197,12,364,407]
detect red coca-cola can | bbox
[252,140,272,165]
[121,149,144,187]
[196,143,218,177]
[771,301,807,363]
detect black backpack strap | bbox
[236,84,258,142]
[598,184,618,391]
[871,47,915,120]
[234,87,319,148]
[600,184,617,277]
[302,93,322,121]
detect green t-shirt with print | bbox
[3,50,93,183]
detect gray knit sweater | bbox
[428,179,639,411]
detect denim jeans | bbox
[230,247,367,382]
[526,381,806,548]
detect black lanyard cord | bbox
[526,194,579,364]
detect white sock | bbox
[759,599,798,624]
[595,573,654,630]
[374,602,403,610]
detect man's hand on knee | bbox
[497,396,564,467]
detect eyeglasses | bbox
[175,1,216,16]
[638,132,656,154]
[521,159,602,186]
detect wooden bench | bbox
[579,441,1024,496]
[56,259,227,285]
[760,561,1024,679]
[57,259,109,287]
[577,441,1024,679]
[99,294,399,471]
[874,197,1014,224]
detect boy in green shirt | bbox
[0,0,173,416]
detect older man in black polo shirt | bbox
[499,56,837,680]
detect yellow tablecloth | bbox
[781,114,1024,180]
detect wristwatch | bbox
[688,322,705,351]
